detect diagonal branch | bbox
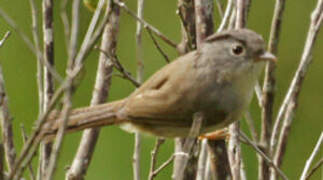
[272,1,323,178]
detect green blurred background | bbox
[0,0,322,179]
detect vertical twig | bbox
[217,0,234,32]
[300,132,323,180]
[259,0,286,179]
[60,0,70,51]
[271,1,323,179]
[133,0,144,179]
[196,139,208,180]
[0,32,16,173]
[228,1,248,179]
[194,0,214,48]
[176,0,196,54]
[174,1,197,179]
[148,138,165,180]
[172,112,204,180]
[40,0,55,178]
[66,1,120,179]
[21,125,36,180]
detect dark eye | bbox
[232,45,244,55]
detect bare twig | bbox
[195,0,214,48]
[148,138,165,180]
[176,0,196,53]
[28,0,44,119]
[66,2,120,179]
[97,49,140,87]
[259,0,286,179]
[133,0,144,179]
[9,1,114,178]
[196,139,208,180]
[60,0,70,51]
[146,28,170,63]
[45,84,73,180]
[228,122,241,180]
[272,1,323,178]
[0,32,16,173]
[239,131,288,180]
[68,0,81,68]
[300,132,323,180]
[173,1,197,178]
[235,0,248,29]
[40,0,55,177]
[304,158,323,180]
[151,155,174,179]
[114,0,177,48]
[215,0,224,18]
[20,125,36,180]
[217,0,234,32]
[172,112,204,180]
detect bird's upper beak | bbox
[255,51,277,63]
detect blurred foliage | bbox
[0,0,322,179]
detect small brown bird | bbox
[44,29,276,139]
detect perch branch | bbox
[148,138,165,180]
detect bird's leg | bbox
[199,128,229,140]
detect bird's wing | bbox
[120,51,200,126]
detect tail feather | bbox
[43,99,127,139]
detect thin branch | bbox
[196,139,208,180]
[215,0,224,18]
[259,0,286,179]
[20,125,36,180]
[28,0,44,117]
[44,83,72,180]
[66,2,119,179]
[239,131,288,180]
[266,0,286,154]
[68,0,81,68]
[300,132,323,180]
[40,0,55,177]
[148,138,165,180]
[96,49,140,87]
[0,32,16,173]
[235,0,247,29]
[305,158,323,180]
[9,1,114,177]
[60,0,70,51]
[228,122,241,180]
[114,0,177,48]
[133,1,144,179]
[146,28,170,63]
[272,0,323,176]
[217,0,234,32]
[151,155,174,179]
[176,0,196,53]
[194,0,214,48]
[172,112,204,180]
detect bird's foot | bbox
[199,128,229,140]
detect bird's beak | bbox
[255,51,277,63]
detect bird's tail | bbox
[42,99,127,140]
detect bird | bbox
[43,29,276,139]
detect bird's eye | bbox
[231,44,244,56]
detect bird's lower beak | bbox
[255,51,277,63]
